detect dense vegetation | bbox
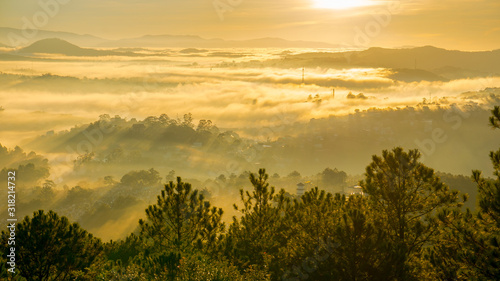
[1,107,499,280]
[19,93,500,179]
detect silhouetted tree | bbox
[429,106,500,280]
[166,170,176,182]
[182,113,194,128]
[0,210,102,281]
[120,168,161,188]
[139,177,224,255]
[362,147,462,279]
[224,169,288,272]
[321,167,347,187]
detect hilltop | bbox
[1,27,339,48]
[248,46,500,80]
[0,27,106,47]
[17,38,138,57]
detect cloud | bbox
[0,49,498,156]
[1,57,498,146]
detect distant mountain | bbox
[103,34,225,48]
[17,38,139,57]
[255,46,500,79]
[0,27,107,47]
[0,42,11,48]
[0,27,338,48]
[179,48,208,54]
[352,46,500,73]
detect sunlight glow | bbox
[312,0,375,10]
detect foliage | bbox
[176,253,270,281]
[6,114,500,280]
[0,210,102,281]
[139,177,225,255]
[0,144,50,187]
[361,147,462,279]
[120,168,161,188]
[224,169,287,270]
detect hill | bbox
[17,38,139,57]
[1,27,338,48]
[250,46,500,79]
[353,46,500,73]
[0,27,107,47]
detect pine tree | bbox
[139,176,224,255]
[224,169,286,270]
[431,106,500,280]
[0,210,102,281]
[361,147,461,279]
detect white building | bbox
[297,182,305,196]
[343,185,364,197]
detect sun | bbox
[312,0,375,10]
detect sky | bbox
[0,0,499,50]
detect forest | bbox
[0,107,499,281]
[2,0,500,279]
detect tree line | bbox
[1,107,500,280]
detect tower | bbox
[297,182,305,196]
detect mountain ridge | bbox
[0,27,106,47]
[17,38,139,57]
[1,27,340,48]
[4,37,500,80]
[260,46,500,77]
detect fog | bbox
[0,46,498,241]
[1,53,498,135]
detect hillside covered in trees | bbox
[1,108,499,280]
[14,92,500,182]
